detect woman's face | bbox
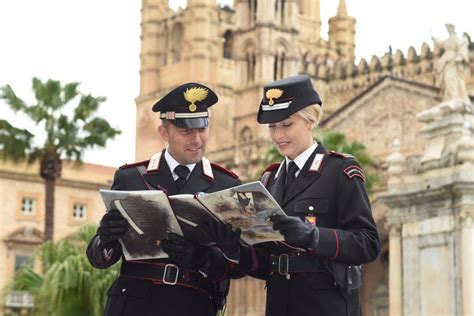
[268,113,314,160]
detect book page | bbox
[99,189,183,260]
[196,181,285,245]
[168,194,221,245]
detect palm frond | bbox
[7,225,119,316]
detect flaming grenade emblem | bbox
[184,87,209,112]
[265,88,284,106]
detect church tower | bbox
[232,0,301,176]
[299,0,322,49]
[135,0,221,161]
[328,0,356,61]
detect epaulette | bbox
[261,162,281,175]
[211,162,239,179]
[119,159,150,170]
[328,151,354,159]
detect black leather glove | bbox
[204,221,241,262]
[161,233,208,270]
[270,215,319,249]
[98,209,128,247]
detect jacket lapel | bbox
[180,161,214,194]
[268,162,286,206]
[142,152,179,195]
[282,145,327,206]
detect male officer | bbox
[86,83,241,316]
[208,75,380,316]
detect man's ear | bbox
[158,125,168,142]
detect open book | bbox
[99,181,285,260]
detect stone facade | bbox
[381,97,474,315]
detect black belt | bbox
[120,261,215,297]
[269,253,325,275]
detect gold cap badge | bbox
[266,88,283,106]
[184,87,209,112]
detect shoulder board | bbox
[119,159,150,170]
[210,162,239,179]
[328,151,354,159]
[261,162,281,175]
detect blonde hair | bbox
[295,104,323,128]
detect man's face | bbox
[159,122,209,164]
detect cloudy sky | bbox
[0,0,472,167]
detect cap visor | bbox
[173,117,209,129]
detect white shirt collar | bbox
[285,141,318,172]
[164,148,196,180]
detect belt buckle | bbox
[163,264,179,285]
[278,254,289,276]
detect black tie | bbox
[174,165,190,193]
[285,161,299,191]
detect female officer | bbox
[207,75,380,316]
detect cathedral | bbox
[136,0,474,315]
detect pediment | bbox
[322,76,441,161]
[4,226,44,247]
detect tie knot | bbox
[287,161,298,176]
[174,165,190,179]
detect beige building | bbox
[0,160,115,315]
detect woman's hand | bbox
[270,215,319,249]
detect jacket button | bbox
[122,288,126,292]
[308,206,314,211]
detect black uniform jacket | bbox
[238,145,380,316]
[86,150,241,316]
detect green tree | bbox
[0,78,120,241]
[257,130,378,192]
[8,225,119,316]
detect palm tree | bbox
[257,130,378,192]
[8,225,119,316]
[0,77,120,241]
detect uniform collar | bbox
[164,148,196,180]
[285,141,318,171]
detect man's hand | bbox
[161,233,208,270]
[204,222,241,262]
[99,209,128,247]
[270,214,319,249]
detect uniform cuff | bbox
[317,227,339,260]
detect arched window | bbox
[248,0,257,23]
[274,44,286,80]
[223,30,233,59]
[239,126,253,144]
[239,126,254,165]
[275,0,285,24]
[171,23,183,63]
[247,52,256,83]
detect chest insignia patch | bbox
[305,215,317,226]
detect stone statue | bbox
[432,23,471,104]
